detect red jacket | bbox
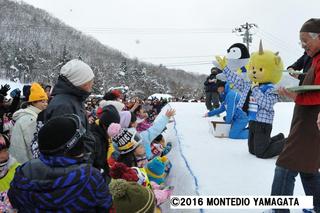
[295,53,320,105]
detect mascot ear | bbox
[274,53,281,66]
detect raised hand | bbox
[165,109,176,118]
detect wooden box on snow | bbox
[211,121,231,138]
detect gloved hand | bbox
[251,81,259,90]
[0,84,10,96]
[161,142,172,156]
[10,88,21,98]
[213,56,228,70]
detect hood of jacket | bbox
[51,75,91,102]
[12,105,41,121]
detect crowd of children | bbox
[0,59,175,212]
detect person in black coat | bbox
[204,67,221,110]
[287,52,312,85]
[44,59,96,163]
[91,105,120,183]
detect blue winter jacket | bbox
[140,114,169,159]
[8,155,112,212]
[208,84,247,123]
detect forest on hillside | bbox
[0,0,206,98]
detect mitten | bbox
[10,88,21,98]
[0,84,10,96]
[161,142,172,156]
[251,81,259,90]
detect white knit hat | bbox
[60,59,95,86]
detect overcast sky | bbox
[23,0,320,75]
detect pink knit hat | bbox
[107,123,122,137]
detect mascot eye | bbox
[252,66,255,70]
[259,68,263,72]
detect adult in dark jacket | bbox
[44,59,95,162]
[91,105,120,183]
[8,114,112,212]
[287,51,312,85]
[204,67,221,110]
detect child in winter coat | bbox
[119,109,176,160]
[134,105,153,132]
[10,83,48,163]
[151,134,173,176]
[108,123,149,168]
[204,81,249,139]
[151,134,172,157]
[0,133,19,212]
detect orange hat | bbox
[28,83,48,102]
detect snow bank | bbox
[162,102,305,213]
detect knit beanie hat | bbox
[0,134,10,150]
[28,83,48,102]
[109,162,139,182]
[60,59,94,86]
[38,114,85,156]
[109,179,156,213]
[300,18,320,33]
[103,90,122,101]
[109,125,142,154]
[119,111,132,128]
[99,105,120,130]
[146,156,167,185]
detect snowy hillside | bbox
[162,102,305,213]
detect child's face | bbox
[134,144,145,156]
[130,121,138,128]
[159,138,166,147]
[0,149,9,162]
[217,86,225,94]
[137,108,148,118]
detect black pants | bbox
[205,91,219,111]
[248,121,285,159]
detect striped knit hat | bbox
[109,126,142,154]
[145,156,167,185]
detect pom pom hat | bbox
[108,124,142,155]
[109,179,156,213]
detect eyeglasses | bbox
[298,39,312,48]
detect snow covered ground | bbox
[162,102,305,213]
